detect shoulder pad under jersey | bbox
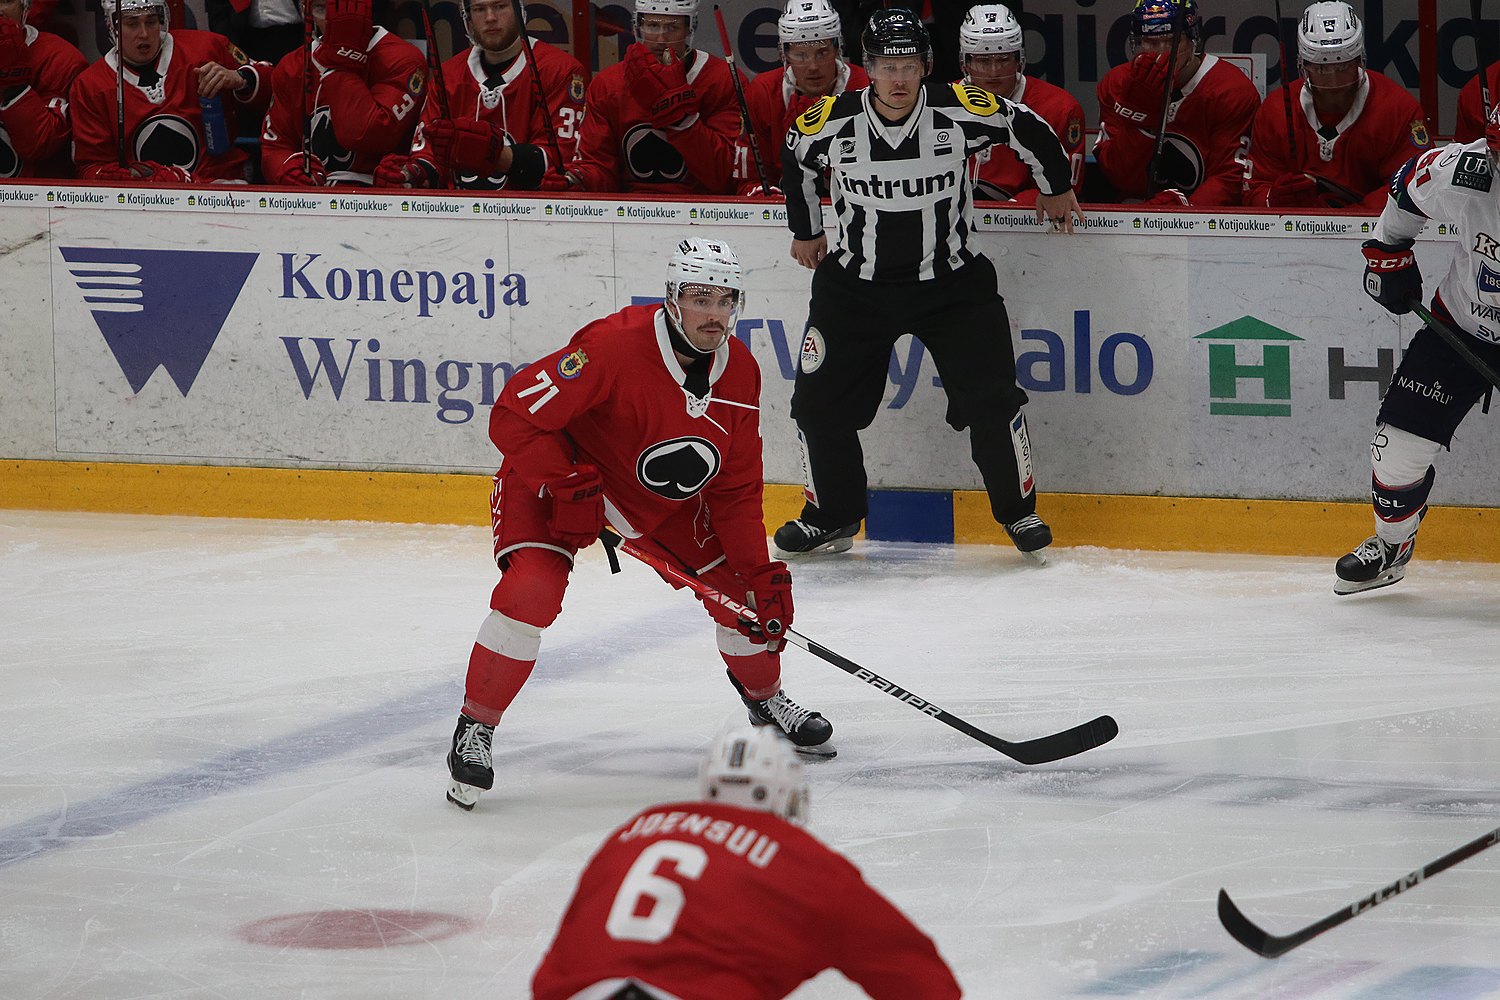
[952,83,1002,116]
[795,95,837,136]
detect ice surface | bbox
[2,510,1498,998]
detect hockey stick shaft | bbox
[1273,0,1296,165]
[418,4,451,119]
[602,532,1118,765]
[1476,0,1492,120]
[302,0,314,176]
[511,0,569,179]
[1409,300,1500,393]
[1147,7,1185,192]
[1219,825,1500,957]
[713,5,773,193]
[114,4,127,168]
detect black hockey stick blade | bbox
[1218,889,1308,958]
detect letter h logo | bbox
[1194,316,1304,417]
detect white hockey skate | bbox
[446,714,494,810]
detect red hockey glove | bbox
[320,0,372,74]
[742,561,794,653]
[742,184,782,199]
[280,156,328,185]
[139,162,193,185]
[1361,238,1420,315]
[0,17,34,90]
[374,153,435,188]
[1141,187,1189,206]
[426,118,507,175]
[1119,51,1171,119]
[545,465,605,550]
[625,43,697,127]
[1262,172,1320,208]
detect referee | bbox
[774,7,1083,560]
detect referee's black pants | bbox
[789,254,1036,530]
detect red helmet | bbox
[1487,103,1500,160]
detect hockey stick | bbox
[600,531,1119,765]
[301,0,314,176]
[1219,825,1500,958]
[713,4,773,193]
[418,4,451,119]
[114,3,127,168]
[510,0,569,180]
[1476,0,1493,122]
[1146,5,1185,193]
[1273,0,1296,167]
[1409,300,1500,394]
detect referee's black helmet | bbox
[862,7,931,61]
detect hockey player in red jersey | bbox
[0,0,85,178]
[958,3,1084,204]
[1455,59,1500,143]
[445,238,835,812]
[567,0,744,194]
[531,726,963,1000]
[373,0,585,190]
[733,0,865,197]
[260,0,425,186]
[1093,0,1258,206]
[70,0,269,183]
[1246,2,1429,211]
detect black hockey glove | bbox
[1360,238,1420,315]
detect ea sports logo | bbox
[799,326,825,373]
[637,436,721,501]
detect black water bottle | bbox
[200,94,228,156]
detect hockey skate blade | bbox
[446,780,481,810]
[793,742,837,759]
[1333,565,1406,596]
[774,537,855,560]
[1018,548,1048,566]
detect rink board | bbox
[1,184,1497,554]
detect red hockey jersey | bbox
[1454,64,1500,144]
[0,26,86,178]
[260,28,426,185]
[969,73,1085,204]
[70,29,269,181]
[489,304,770,575]
[1246,71,1430,211]
[1094,53,1258,206]
[408,40,585,191]
[531,801,963,1000]
[734,61,867,194]
[568,49,744,195]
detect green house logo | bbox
[259,197,268,207]
[690,208,699,219]
[1361,221,1371,233]
[187,195,197,206]
[617,206,625,217]
[47,191,55,202]
[329,199,339,210]
[401,201,410,212]
[1194,316,1303,417]
[1208,219,1217,230]
[546,204,554,215]
[1283,220,1293,232]
[762,209,771,220]
[1132,217,1142,229]
[117,193,126,204]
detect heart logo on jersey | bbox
[637,436,721,501]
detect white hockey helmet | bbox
[959,4,1024,60]
[635,0,697,46]
[665,237,743,344]
[699,726,809,825]
[778,0,842,48]
[103,0,170,44]
[1298,1,1363,66]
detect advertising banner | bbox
[10,185,1500,507]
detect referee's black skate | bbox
[1004,513,1052,564]
[446,713,495,810]
[773,518,859,558]
[1335,535,1415,595]
[727,670,835,758]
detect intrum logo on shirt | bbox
[59,246,258,395]
[637,436,722,501]
[836,167,958,199]
[1476,262,1500,295]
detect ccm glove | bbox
[1119,51,1171,119]
[0,17,34,90]
[319,0,373,74]
[545,465,605,550]
[1361,238,1420,315]
[1263,172,1320,208]
[742,561,794,653]
[426,118,507,175]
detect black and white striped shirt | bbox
[782,82,1072,282]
